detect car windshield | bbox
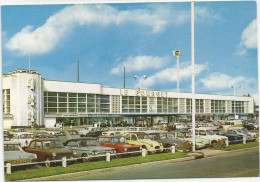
[111,137,127,144]
[79,139,99,147]
[206,130,214,135]
[20,134,34,139]
[42,140,63,149]
[148,134,161,140]
[137,134,150,139]
[4,144,22,151]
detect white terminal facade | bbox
[2,70,255,129]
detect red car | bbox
[97,136,141,154]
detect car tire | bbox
[45,157,51,167]
[211,141,218,147]
[82,154,89,163]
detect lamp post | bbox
[133,75,147,90]
[231,85,241,96]
[173,50,181,92]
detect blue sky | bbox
[2,2,258,102]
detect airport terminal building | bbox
[2,70,255,129]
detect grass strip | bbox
[5,152,187,181]
[212,141,259,151]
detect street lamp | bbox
[133,75,147,90]
[173,50,181,92]
[231,85,241,96]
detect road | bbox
[62,149,259,180]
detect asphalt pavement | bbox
[26,147,259,181]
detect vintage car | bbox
[57,130,81,144]
[123,132,164,153]
[10,132,35,148]
[34,131,56,139]
[194,128,228,147]
[147,131,192,152]
[25,138,76,167]
[78,127,96,136]
[227,127,256,142]
[4,141,37,165]
[101,128,124,136]
[97,135,141,154]
[211,129,244,144]
[4,130,12,141]
[85,127,109,137]
[64,137,117,162]
[173,131,210,149]
[222,120,243,131]
[12,128,26,132]
[45,128,62,136]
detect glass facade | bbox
[3,89,10,114]
[44,91,250,115]
[211,100,226,113]
[44,92,110,114]
[232,101,245,113]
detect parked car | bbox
[12,128,26,132]
[4,141,37,165]
[57,130,81,144]
[10,132,35,148]
[211,129,244,144]
[147,131,192,152]
[173,131,210,149]
[45,128,61,136]
[194,128,228,147]
[25,138,76,167]
[86,127,109,137]
[123,132,164,153]
[64,137,117,162]
[78,127,96,136]
[34,131,56,139]
[4,130,12,141]
[227,127,256,142]
[222,120,243,131]
[173,123,189,130]
[101,128,124,136]
[97,135,141,154]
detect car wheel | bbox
[45,157,51,167]
[82,154,89,163]
[211,141,218,147]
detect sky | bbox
[2,1,258,103]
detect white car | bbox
[194,128,228,147]
[78,127,96,136]
[10,132,35,148]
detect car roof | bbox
[31,138,60,142]
[11,132,33,134]
[4,141,20,145]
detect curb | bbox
[24,156,195,181]
[22,147,259,181]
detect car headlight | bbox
[91,151,96,156]
[139,146,142,150]
[73,151,77,155]
[124,148,127,152]
[111,150,116,154]
[52,152,56,157]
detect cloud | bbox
[200,72,255,91]
[236,19,257,56]
[141,61,207,88]
[5,4,168,54]
[110,55,169,75]
[5,4,220,55]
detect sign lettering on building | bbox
[120,89,168,97]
